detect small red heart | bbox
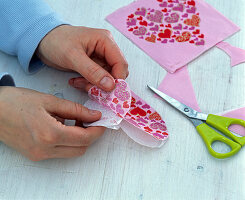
[193,29,200,34]
[198,34,204,38]
[130,107,147,116]
[123,101,129,108]
[160,24,164,27]
[139,20,148,26]
[157,0,163,2]
[172,35,176,38]
[187,0,195,6]
[128,14,134,18]
[137,8,140,11]
[158,29,172,38]
[147,110,152,114]
[112,98,119,104]
[168,0,173,2]
[189,40,195,43]
[134,26,138,29]
[144,127,153,132]
[166,24,172,28]
[137,16,143,21]
[157,38,161,41]
[128,28,133,32]
[196,13,199,15]
[162,8,167,12]
[126,113,131,117]
[160,29,163,31]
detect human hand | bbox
[36,25,129,92]
[0,87,105,161]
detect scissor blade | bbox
[147,85,208,120]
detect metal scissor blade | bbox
[147,85,208,120]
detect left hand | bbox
[36,25,129,92]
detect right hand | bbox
[0,86,105,161]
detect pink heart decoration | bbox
[133,26,147,35]
[135,7,147,16]
[88,79,169,140]
[126,0,205,46]
[173,3,184,12]
[165,13,180,23]
[147,10,163,23]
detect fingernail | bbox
[69,78,75,86]
[89,109,101,115]
[100,77,114,90]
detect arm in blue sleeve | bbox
[0,0,67,74]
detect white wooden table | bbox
[0,0,245,199]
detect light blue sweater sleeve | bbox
[0,0,67,74]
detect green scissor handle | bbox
[196,123,241,159]
[206,114,245,146]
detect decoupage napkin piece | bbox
[84,79,169,148]
[106,0,240,73]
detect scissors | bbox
[148,85,245,159]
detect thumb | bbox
[45,96,102,123]
[71,50,115,92]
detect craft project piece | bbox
[158,65,200,111]
[84,79,169,147]
[216,42,245,67]
[158,66,245,136]
[107,0,240,73]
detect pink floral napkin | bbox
[84,79,169,147]
[106,0,239,73]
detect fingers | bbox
[69,77,93,92]
[56,125,105,146]
[70,49,115,92]
[51,146,87,159]
[96,31,129,79]
[45,96,101,123]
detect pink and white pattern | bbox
[88,79,169,140]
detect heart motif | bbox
[159,1,168,7]
[127,18,136,26]
[126,0,205,46]
[158,29,172,38]
[147,10,163,23]
[176,31,191,42]
[173,3,184,12]
[135,7,147,16]
[145,34,156,43]
[133,26,147,36]
[150,122,167,131]
[187,6,196,14]
[184,15,200,26]
[173,23,182,30]
[114,80,131,101]
[149,112,162,120]
[130,107,147,116]
[165,13,180,23]
[150,25,159,31]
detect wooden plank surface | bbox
[0,0,245,199]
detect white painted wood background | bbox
[0,0,245,199]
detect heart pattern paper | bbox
[127,0,205,46]
[107,0,240,73]
[87,79,168,140]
